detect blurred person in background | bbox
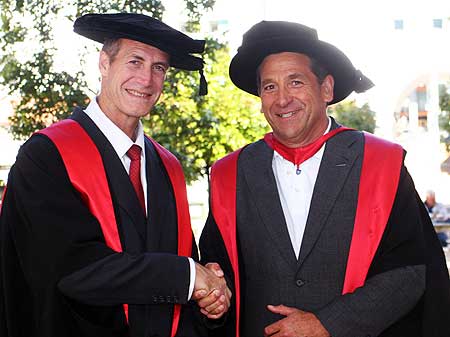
[424,190,449,247]
[424,190,449,222]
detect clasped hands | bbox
[192,262,232,319]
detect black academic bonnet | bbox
[74,13,207,95]
[229,20,373,104]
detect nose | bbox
[137,68,153,87]
[276,86,292,107]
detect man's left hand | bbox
[264,304,330,337]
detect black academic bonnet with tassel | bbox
[229,20,373,104]
[74,13,208,95]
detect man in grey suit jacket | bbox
[200,21,450,337]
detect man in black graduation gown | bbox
[200,20,450,337]
[0,13,230,337]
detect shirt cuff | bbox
[187,257,196,300]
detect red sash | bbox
[210,148,242,337]
[342,133,403,293]
[39,119,192,337]
[210,132,403,337]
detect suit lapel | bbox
[297,128,361,268]
[70,108,147,245]
[143,137,178,254]
[241,141,298,267]
[144,138,162,252]
[102,145,147,243]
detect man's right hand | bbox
[192,262,232,319]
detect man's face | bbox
[259,52,334,147]
[426,194,436,206]
[98,39,169,128]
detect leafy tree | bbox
[0,0,165,138]
[439,83,450,151]
[1,0,90,137]
[328,100,376,133]
[0,0,267,183]
[183,0,215,32]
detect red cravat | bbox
[127,144,146,215]
[264,127,350,173]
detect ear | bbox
[99,51,111,77]
[321,74,334,103]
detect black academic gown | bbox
[0,108,204,337]
[200,131,450,337]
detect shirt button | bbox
[295,279,305,287]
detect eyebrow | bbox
[129,53,169,69]
[287,72,306,80]
[260,72,306,87]
[130,54,145,61]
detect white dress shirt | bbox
[84,98,195,300]
[272,118,331,258]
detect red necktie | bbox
[127,144,146,215]
[264,127,350,174]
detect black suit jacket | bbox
[0,108,204,337]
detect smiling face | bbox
[258,52,334,147]
[97,38,169,138]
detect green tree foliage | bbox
[183,0,215,32]
[1,0,91,137]
[71,0,165,18]
[0,0,165,138]
[328,100,376,133]
[439,83,450,151]
[0,0,267,183]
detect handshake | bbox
[193,262,232,319]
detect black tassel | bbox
[199,69,208,96]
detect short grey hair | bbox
[101,38,122,63]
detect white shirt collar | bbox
[84,98,145,158]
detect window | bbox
[394,19,404,30]
[433,19,443,29]
[210,21,219,32]
[416,85,428,130]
